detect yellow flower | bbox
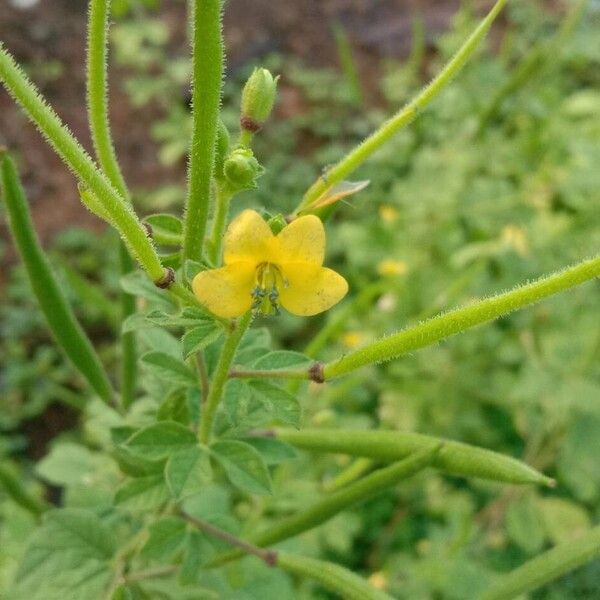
[378,204,399,223]
[341,331,364,349]
[377,259,408,277]
[192,210,348,318]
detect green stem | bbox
[477,0,588,135]
[0,154,116,406]
[86,0,128,198]
[0,463,47,517]
[207,184,232,265]
[229,367,310,380]
[277,552,395,600]
[276,428,554,486]
[250,446,438,550]
[332,22,363,108]
[119,246,137,409]
[480,525,600,600]
[323,457,374,493]
[181,511,276,565]
[324,255,600,379]
[199,312,252,442]
[123,566,178,584]
[86,0,137,408]
[0,44,164,281]
[294,0,508,214]
[182,0,224,262]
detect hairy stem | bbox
[86,0,137,408]
[294,0,508,214]
[0,44,164,281]
[182,0,224,262]
[324,255,600,379]
[199,312,252,442]
[207,184,232,265]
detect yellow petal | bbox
[277,215,325,266]
[223,209,274,265]
[192,263,255,318]
[279,264,348,316]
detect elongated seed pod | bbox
[480,525,600,600]
[252,446,439,548]
[277,552,395,600]
[276,429,554,486]
[1,154,115,405]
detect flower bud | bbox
[223,147,263,191]
[240,68,279,132]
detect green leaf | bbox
[123,308,213,333]
[124,422,197,460]
[241,437,298,465]
[36,442,111,487]
[211,440,272,495]
[220,379,270,433]
[158,390,192,425]
[111,585,134,600]
[141,516,187,561]
[248,380,302,428]
[141,351,196,387]
[165,446,212,500]
[179,530,205,585]
[538,497,591,545]
[14,509,115,600]
[110,585,135,600]
[184,259,204,282]
[112,446,165,479]
[252,350,311,370]
[506,493,546,555]
[144,213,183,246]
[120,271,174,309]
[182,323,223,359]
[114,475,170,511]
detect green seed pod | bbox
[223,147,263,191]
[1,154,115,406]
[277,552,395,600]
[213,119,230,180]
[276,428,555,487]
[240,67,279,132]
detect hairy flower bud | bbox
[223,147,263,191]
[240,68,279,133]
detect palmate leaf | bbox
[165,446,212,500]
[140,352,197,387]
[211,440,272,495]
[12,509,115,600]
[124,421,197,460]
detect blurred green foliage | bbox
[1,1,599,598]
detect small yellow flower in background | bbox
[378,204,399,223]
[193,209,348,318]
[501,224,529,257]
[341,331,364,349]
[377,259,408,277]
[368,572,388,590]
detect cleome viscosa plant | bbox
[0,0,599,598]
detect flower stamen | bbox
[252,262,285,315]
